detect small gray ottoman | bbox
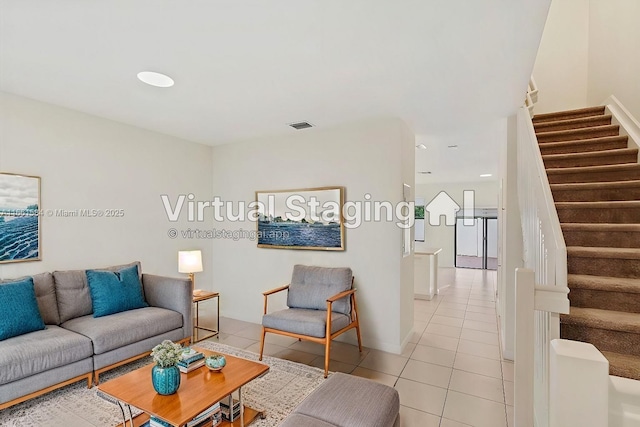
[281,372,400,427]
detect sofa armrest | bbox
[142,274,192,341]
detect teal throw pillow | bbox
[0,277,46,340]
[86,265,148,317]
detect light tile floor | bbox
[197,267,513,427]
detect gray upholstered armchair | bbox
[259,265,362,378]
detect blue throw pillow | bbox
[0,277,46,340]
[86,264,148,317]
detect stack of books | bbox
[177,349,205,373]
[149,416,172,427]
[186,402,222,427]
[220,397,243,422]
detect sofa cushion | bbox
[293,372,400,427]
[61,306,182,354]
[0,325,92,384]
[287,265,353,315]
[86,264,147,317]
[263,308,350,338]
[0,278,46,340]
[0,272,60,325]
[54,261,141,323]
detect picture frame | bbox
[255,186,345,251]
[0,172,42,263]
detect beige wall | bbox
[534,0,640,120]
[532,0,590,114]
[210,118,415,353]
[587,0,640,119]
[0,92,214,285]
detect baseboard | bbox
[399,327,414,354]
[361,326,415,355]
[368,340,404,355]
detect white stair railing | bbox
[515,269,570,427]
[525,77,539,117]
[515,82,570,427]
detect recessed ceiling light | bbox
[480,174,493,177]
[416,144,427,149]
[137,71,174,88]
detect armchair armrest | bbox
[263,284,289,296]
[142,274,192,341]
[327,288,356,303]
[262,284,289,315]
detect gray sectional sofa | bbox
[0,261,191,409]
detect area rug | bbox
[0,341,328,426]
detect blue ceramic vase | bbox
[205,354,227,371]
[152,364,181,395]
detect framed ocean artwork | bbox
[0,172,41,263]
[255,186,345,251]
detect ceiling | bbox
[0,1,551,183]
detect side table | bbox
[192,291,220,343]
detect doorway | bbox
[454,209,498,270]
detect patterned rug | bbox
[0,341,328,426]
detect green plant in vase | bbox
[150,340,183,395]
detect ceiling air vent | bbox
[289,121,313,130]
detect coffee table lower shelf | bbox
[115,406,264,427]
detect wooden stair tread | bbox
[601,351,640,380]
[556,200,640,209]
[568,274,640,294]
[543,148,637,161]
[538,135,628,147]
[536,124,619,139]
[567,246,640,259]
[546,163,640,175]
[534,115,612,132]
[552,180,640,191]
[561,307,640,334]
[562,223,640,231]
[533,106,606,123]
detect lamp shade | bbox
[178,250,203,274]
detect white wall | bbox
[0,92,214,286]
[210,118,415,353]
[415,181,499,268]
[532,0,590,114]
[587,0,640,120]
[534,0,640,120]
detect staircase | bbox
[533,106,640,380]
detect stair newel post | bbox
[515,268,535,427]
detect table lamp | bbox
[178,250,203,295]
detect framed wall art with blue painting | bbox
[0,172,41,263]
[255,186,345,251]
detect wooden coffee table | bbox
[97,348,269,427]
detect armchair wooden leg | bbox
[259,327,267,361]
[352,293,363,352]
[324,339,330,378]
